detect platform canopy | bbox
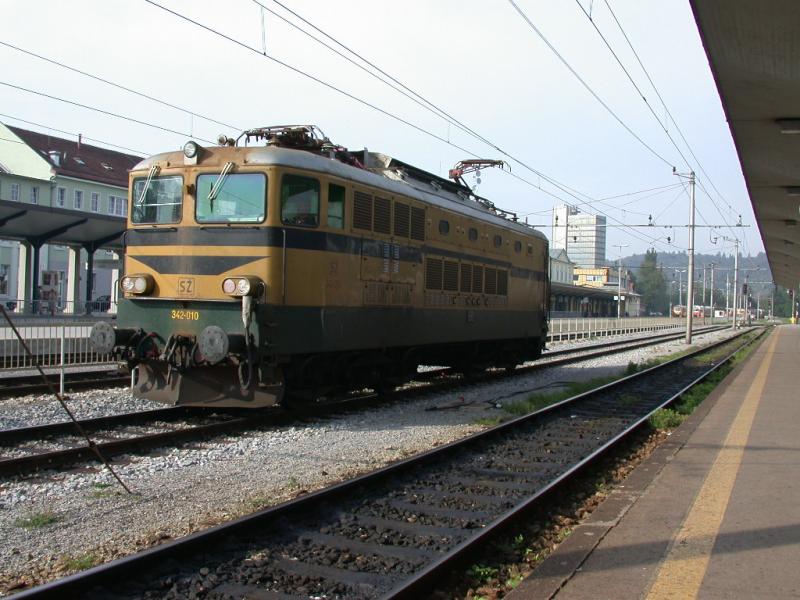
[692,0,800,288]
[0,199,124,250]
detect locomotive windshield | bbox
[196,173,267,223]
[132,175,183,224]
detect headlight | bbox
[222,276,260,297]
[222,278,237,295]
[183,141,199,158]
[121,274,154,295]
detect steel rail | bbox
[385,327,768,598]
[0,325,727,478]
[0,370,127,399]
[6,327,764,599]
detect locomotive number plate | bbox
[176,278,196,298]
[171,309,200,321]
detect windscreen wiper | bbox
[207,162,235,212]
[135,165,161,206]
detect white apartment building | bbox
[551,205,607,268]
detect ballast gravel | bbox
[0,326,743,593]
[0,324,684,431]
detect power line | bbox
[251,0,610,215]
[598,1,741,242]
[0,112,150,155]
[0,80,215,144]
[142,0,673,247]
[506,0,675,169]
[250,0,486,143]
[236,2,680,252]
[0,39,240,131]
[140,0,491,159]
[573,0,692,170]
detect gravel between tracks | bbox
[0,326,740,593]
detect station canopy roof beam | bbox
[691,0,800,288]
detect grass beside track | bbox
[450,328,767,600]
[648,328,763,430]
[494,329,763,421]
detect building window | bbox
[109,195,127,217]
[30,186,39,204]
[56,187,66,207]
[74,190,83,210]
[10,183,19,202]
[91,192,99,212]
[0,264,9,295]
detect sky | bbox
[0,0,758,262]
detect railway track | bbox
[6,327,765,599]
[0,325,729,478]
[0,368,127,399]
[0,325,723,401]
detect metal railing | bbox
[0,320,113,370]
[0,314,729,373]
[546,316,721,343]
[0,298,118,317]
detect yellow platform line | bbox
[645,329,779,600]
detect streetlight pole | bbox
[674,169,697,343]
[732,238,739,329]
[710,263,715,323]
[745,272,752,326]
[685,172,696,343]
[701,264,707,324]
[613,243,629,319]
[675,268,686,317]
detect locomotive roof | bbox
[134,145,547,241]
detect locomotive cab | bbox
[92,137,286,407]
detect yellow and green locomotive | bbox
[90,125,549,407]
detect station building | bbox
[548,248,575,285]
[0,123,140,313]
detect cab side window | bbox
[281,174,319,227]
[328,183,345,229]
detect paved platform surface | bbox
[509,325,799,600]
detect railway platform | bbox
[508,324,799,600]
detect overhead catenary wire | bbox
[508,0,742,255]
[249,1,684,252]
[593,1,743,245]
[601,1,737,215]
[0,39,240,132]
[256,0,683,240]
[255,0,611,216]
[506,0,675,169]
[249,0,488,144]
[139,0,680,254]
[0,80,216,144]
[0,0,681,254]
